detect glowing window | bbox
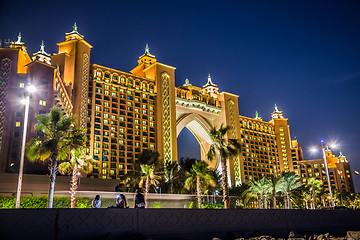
[39,100,46,106]
[16,122,21,127]
[19,83,25,88]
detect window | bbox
[19,83,25,88]
[39,100,46,106]
[16,122,21,127]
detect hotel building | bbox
[0,25,355,193]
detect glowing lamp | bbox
[27,85,36,93]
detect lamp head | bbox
[27,85,36,93]
[320,140,324,143]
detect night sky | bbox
[1,1,359,188]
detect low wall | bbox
[0,209,359,240]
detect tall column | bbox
[219,92,242,186]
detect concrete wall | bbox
[0,209,359,240]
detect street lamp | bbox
[15,84,36,208]
[214,190,219,204]
[311,140,335,207]
[156,186,162,195]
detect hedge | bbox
[0,196,93,209]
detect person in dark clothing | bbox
[134,189,146,208]
[108,194,128,208]
[116,194,128,208]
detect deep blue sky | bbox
[1,1,360,185]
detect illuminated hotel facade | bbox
[0,25,355,193]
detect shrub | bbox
[0,196,93,209]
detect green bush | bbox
[0,196,93,209]
[201,203,224,209]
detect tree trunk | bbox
[272,188,276,209]
[145,176,149,208]
[264,195,267,209]
[47,151,58,209]
[70,164,80,208]
[170,181,173,194]
[196,177,202,208]
[258,196,262,209]
[287,193,291,209]
[220,156,230,209]
[312,186,316,209]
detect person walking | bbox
[134,189,146,208]
[91,195,101,208]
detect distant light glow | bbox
[20,99,27,105]
[330,144,337,149]
[310,147,318,153]
[27,85,36,93]
[320,139,324,143]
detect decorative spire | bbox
[66,22,84,39]
[139,43,155,59]
[203,73,217,88]
[183,78,192,86]
[271,104,284,119]
[14,32,24,45]
[40,41,45,53]
[16,32,21,44]
[255,111,262,120]
[339,151,345,158]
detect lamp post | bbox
[156,186,161,196]
[15,84,35,208]
[320,140,335,207]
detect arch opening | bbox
[177,128,201,161]
[176,113,218,169]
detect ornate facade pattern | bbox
[228,99,242,185]
[161,73,172,162]
[79,53,89,128]
[0,58,12,153]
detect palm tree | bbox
[164,160,180,194]
[280,172,303,209]
[268,175,285,209]
[135,150,162,207]
[306,178,322,209]
[301,188,312,209]
[139,163,161,208]
[123,150,161,192]
[59,149,92,208]
[245,177,270,209]
[26,108,85,208]
[207,124,241,209]
[184,161,216,208]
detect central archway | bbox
[176,113,218,169]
